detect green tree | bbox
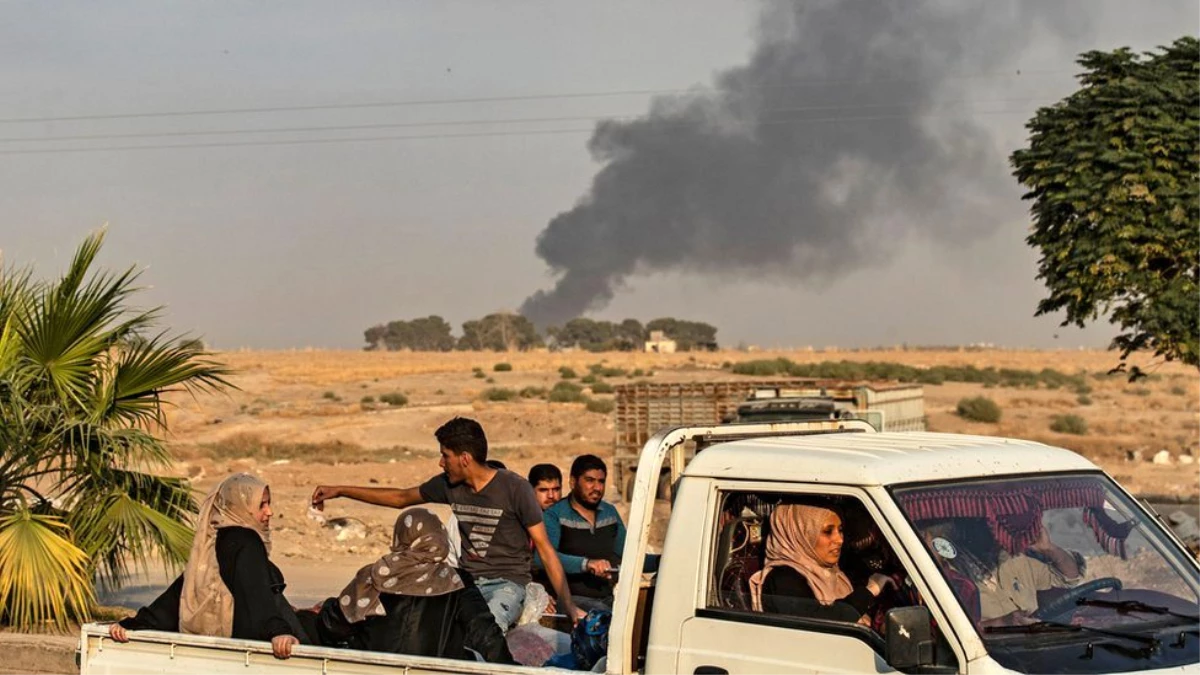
[458,313,543,351]
[0,230,231,629]
[364,316,455,351]
[646,317,719,351]
[556,318,615,351]
[1011,37,1199,374]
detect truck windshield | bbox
[894,473,1200,674]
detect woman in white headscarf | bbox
[749,503,894,623]
[109,473,309,659]
[313,507,514,663]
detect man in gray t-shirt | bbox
[312,417,579,631]
[419,469,542,585]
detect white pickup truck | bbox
[81,421,1200,674]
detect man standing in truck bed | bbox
[311,417,580,631]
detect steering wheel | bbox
[1032,577,1123,621]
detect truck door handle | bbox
[695,667,729,675]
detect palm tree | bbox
[0,229,231,629]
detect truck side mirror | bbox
[885,606,936,671]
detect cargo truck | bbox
[611,379,926,500]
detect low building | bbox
[644,330,677,353]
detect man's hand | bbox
[585,558,613,578]
[271,635,300,659]
[108,624,129,642]
[1005,610,1038,627]
[866,573,895,596]
[1030,526,1054,553]
[310,485,341,510]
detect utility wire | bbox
[0,108,1042,156]
[0,97,1055,145]
[0,70,1069,125]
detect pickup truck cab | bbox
[81,421,1200,674]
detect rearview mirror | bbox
[885,606,936,671]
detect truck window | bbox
[707,491,918,632]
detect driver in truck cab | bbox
[919,517,1084,628]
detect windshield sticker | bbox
[931,537,957,559]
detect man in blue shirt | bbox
[536,454,626,612]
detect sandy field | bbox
[93,348,1197,609]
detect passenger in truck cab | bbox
[749,501,896,624]
[109,474,311,660]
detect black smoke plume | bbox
[521,0,1088,326]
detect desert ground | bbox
[87,347,1198,610]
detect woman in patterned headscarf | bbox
[749,502,894,623]
[109,474,310,659]
[314,507,514,663]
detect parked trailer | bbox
[612,379,924,500]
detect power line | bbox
[0,97,1055,145]
[0,108,1042,156]
[0,70,1069,125]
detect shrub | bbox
[379,392,408,407]
[1076,394,1093,406]
[472,367,486,379]
[1074,383,1093,395]
[559,366,578,380]
[1170,385,1187,396]
[322,391,339,400]
[581,374,598,384]
[1050,414,1088,435]
[1131,387,1152,397]
[591,381,615,394]
[360,395,375,404]
[493,363,513,372]
[485,377,495,384]
[482,387,517,402]
[585,398,615,414]
[631,368,645,377]
[549,381,586,403]
[519,386,548,399]
[956,396,1001,423]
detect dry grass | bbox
[158,348,1196,498]
[176,432,435,464]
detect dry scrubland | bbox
[140,348,1198,603]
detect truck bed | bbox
[78,625,577,675]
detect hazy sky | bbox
[1,1,1194,350]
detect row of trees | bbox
[363,314,719,352]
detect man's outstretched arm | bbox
[311,485,424,510]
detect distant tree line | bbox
[363,314,718,352]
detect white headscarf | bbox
[178,473,270,636]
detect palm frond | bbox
[66,469,195,591]
[0,507,93,629]
[100,331,233,429]
[0,230,229,628]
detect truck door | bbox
[669,484,961,674]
